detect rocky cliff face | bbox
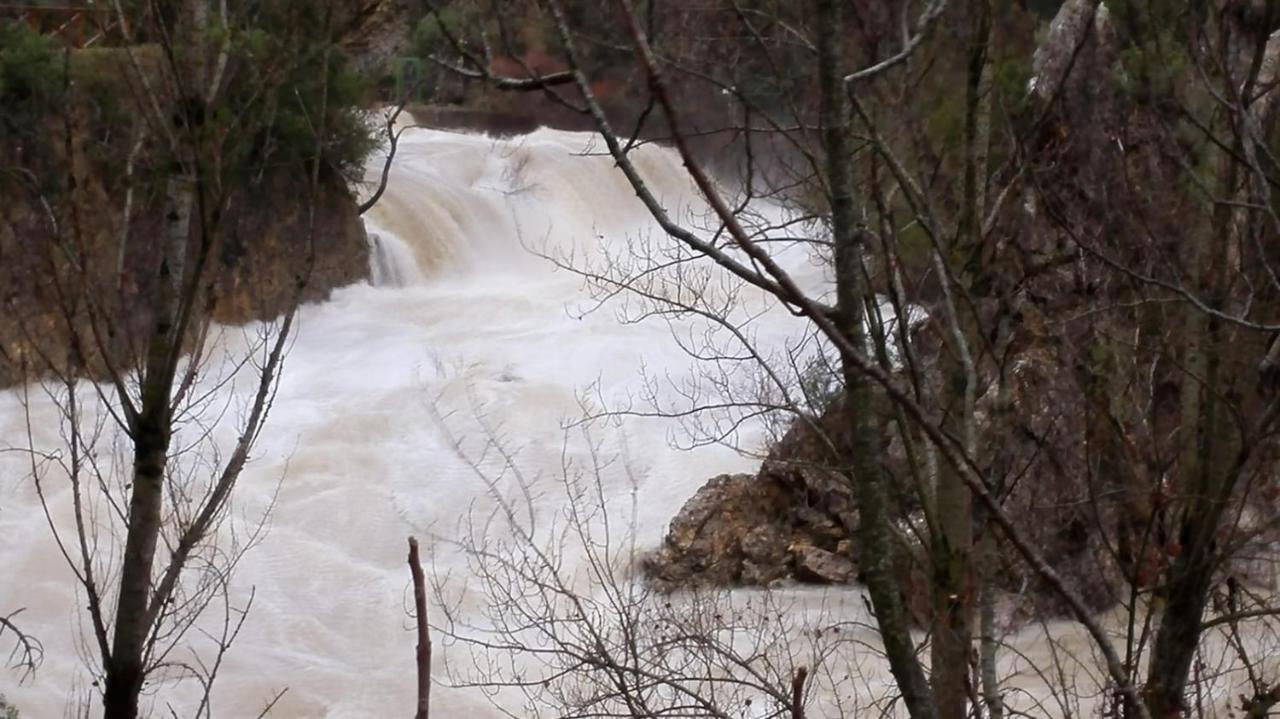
[0,111,369,387]
[644,387,1122,624]
[644,0,1140,623]
[338,0,419,76]
[644,0,1280,627]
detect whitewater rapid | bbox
[9,125,1258,718]
[0,126,834,716]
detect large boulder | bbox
[643,399,866,589]
[644,377,1127,625]
[643,473,793,587]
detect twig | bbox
[1,609,44,682]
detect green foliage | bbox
[0,9,378,197]
[0,694,18,719]
[923,90,967,152]
[0,21,62,101]
[238,48,377,181]
[1108,0,1192,108]
[0,21,67,184]
[991,55,1033,119]
[67,46,162,132]
[0,21,65,127]
[200,2,379,183]
[406,3,518,105]
[413,7,471,59]
[1106,0,1220,215]
[1115,34,1188,108]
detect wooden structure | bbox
[1,2,114,48]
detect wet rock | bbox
[793,545,857,584]
[644,397,872,589]
[741,524,790,571]
[643,473,791,587]
[338,0,419,75]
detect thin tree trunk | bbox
[978,532,1003,719]
[931,459,973,719]
[790,666,808,719]
[103,338,175,719]
[931,3,990,716]
[818,1,937,718]
[409,537,432,719]
[1143,128,1239,719]
[102,123,193,719]
[116,122,147,289]
[102,439,165,719]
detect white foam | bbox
[5,126,1239,718]
[0,127,822,717]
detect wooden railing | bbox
[1,3,115,48]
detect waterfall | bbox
[0,124,819,717]
[367,228,423,287]
[360,127,729,281]
[0,124,1109,719]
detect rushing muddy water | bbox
[0,126,824,717]
[2,126,1265,718]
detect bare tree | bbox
[425,403,883,718]
[3,2,377,716]
[417,0,1280,717]
[409,536,433,719]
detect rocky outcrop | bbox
[208,173,368,324]
[641,0,1141,609]
[644,385,1124,624]
[793,545,857,584]
[641,469,863,587]
[0,169,369,387]
[1030,0,1117,102]
[643,473,791,586]
[338,0,419,75]
[0,71,369,386]
[643,399,868,589]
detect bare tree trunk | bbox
[931,2,989,716]
[790,666,807,719]
[1143,132,1241,719]
[1144,520,1221,718]
[116,122,147,288]
[978,532,1003,719]
[931,458,973,719]
[103,159,192,719]
[102,438,166,719]
[818,1,936,718]
[409,537,432,719]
